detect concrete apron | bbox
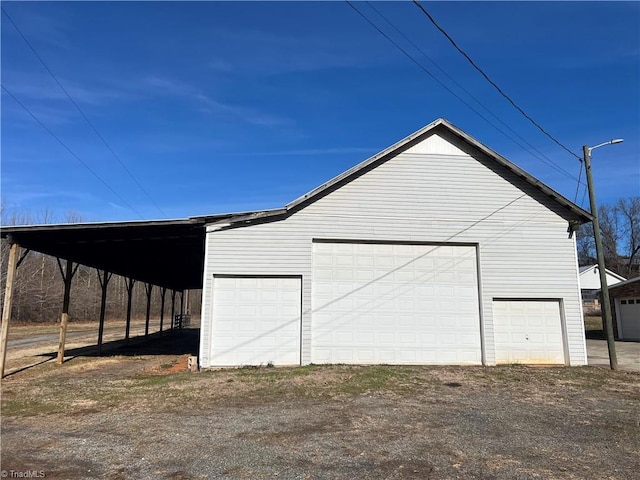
[586,339,640,372]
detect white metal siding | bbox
[207,276,301,366]
[199,132,587,367]
[493,300,565,364]
[311,242,481,364]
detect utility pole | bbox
[583,140,623,370]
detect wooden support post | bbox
[0,242,20,378]
[170,290,176,330]
[144,283,153,338]
[97,270,112,355]
[159,287,167,334]
[56,258,78,364]
[125,278,135,341]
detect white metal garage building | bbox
[199,118,591,368]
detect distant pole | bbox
[144,283,153,338]
[179,290,185,328]
[584,141,622,370]
[160,287,166,334]
[170,290,176,330]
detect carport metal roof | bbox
[0,215,232,291]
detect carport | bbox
[0,214,230,377]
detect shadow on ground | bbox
[4,328,199,378]
[585,329,604,340]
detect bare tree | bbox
[577,196,640,278]
[617,197,640,276]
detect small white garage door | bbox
[493,300,565,364]
[617,298,640,340]
[311,242,482,364]
[209,276,301,366]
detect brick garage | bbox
[607,277,640,340]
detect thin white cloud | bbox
[2,71,140,106]
[2,9,73,51]
[205,27,398,76]
[230,147,378,157]
[143,76,291,126]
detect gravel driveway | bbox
[2,333,638,480]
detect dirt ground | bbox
[1,325,639,480]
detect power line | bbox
[2,7,168,218]
[573,161,584,203]
[411,0,583,162]
[345,1,582,183]
[364,1,583,187]
[1,84,144,219]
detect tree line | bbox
[0,208,201,324]
[577,196,640,279]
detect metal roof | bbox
[0,217,218,290]
[206,118,592,229]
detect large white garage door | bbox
[311,242,481,364]
[618,298,640,340]
[493,300,565,364]
[209,276,301,366]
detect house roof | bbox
[206,118,592,230]
[606,276,640,293]
[579,265,627,282]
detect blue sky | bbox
[2,1,638,223]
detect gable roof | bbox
[206,118,592,230]
[579,265,627,282]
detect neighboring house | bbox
[607,277,640,341]
[199,118,591,368]
[579,265,626,311]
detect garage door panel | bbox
[618,298,640,340]
[311,242,482,365]
[210,277,301,366]
[493,300,565,365]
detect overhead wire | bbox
[345,1,582,184]
[411,0,583,162]
[1,84,144,219]
[365,1,585,188]
[573,161,584,203]
[2,7,168,218]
